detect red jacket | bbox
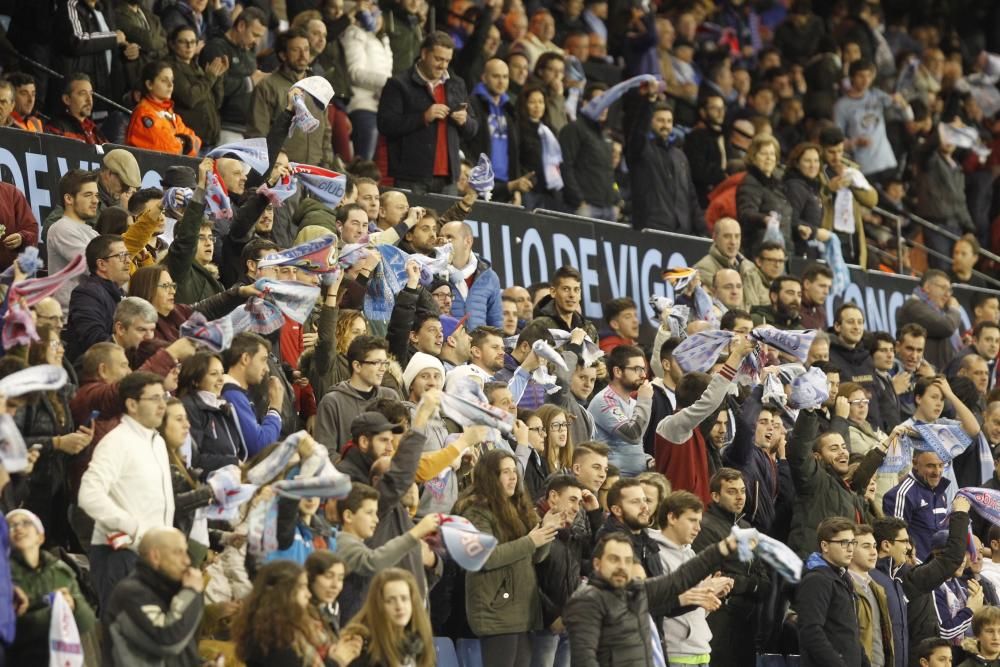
[0,183,38,271]
[655,429,712,506]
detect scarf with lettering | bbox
[290,95,320,136]
[258,234,339,273]
[436,515,498,571]
[254,278,321,324]
[292,163,347,208]
[439,377,515,434]
[789,368,830,410]
[205,167,232,220]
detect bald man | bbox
[712,268,745,311]
[104,527,205,664]
[502,285,533,321]
[439,221,502,328]
[379,191,409,231]
[695,217,753,287]
[465,58,533,203]
[214,157,247,197]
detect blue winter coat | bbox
[449,258,502,329]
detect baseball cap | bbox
[441,314,469,339]
[103,149,141,189]
[930,529,949,551]
[350,411,406,441]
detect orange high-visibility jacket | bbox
[125,95,202,156]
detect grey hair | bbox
[114,296,158,328]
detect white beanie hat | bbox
[403,352,446,393]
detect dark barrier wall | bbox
[0,127,991,341]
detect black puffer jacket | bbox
[559,115,616,209]
[692,503,771,600]
[564,542,727,667]
[180,393,246,478]
[782,166,823,259]
[736,164,795,255]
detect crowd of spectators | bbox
[0,1,996,666]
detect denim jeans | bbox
[529,631,569,667]
[349,110,379,160]
[576,202,617,222]
[89,545,138,622]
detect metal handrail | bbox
[16,52,132,115]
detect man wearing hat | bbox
[337,411,407,485]
[439,314,471,373]
[42,148,142,238]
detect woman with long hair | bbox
[16,324,91,549]
[517,84,565,211]
[906,375,982,488]
[783,141,830,259]
[534,404,574,475]
[342,568,434,667]
[233,560,362,667]
[176,351,247,475]
[125,60,202,155]
[515,409,549,500]
[453,449,564,666]
[128,265,252,342]
[158,398,215,562]
[166,25,225,147]
[306,551,347,638]
[307,274,368,397]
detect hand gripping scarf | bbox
[730,526,803,583]
[0,365,68,472]
[207,137,270,175]
[253,278,321,324]
[436,515,499,571]
[546,328,605,367]
[468,153,494,200]
[291,163,347,208]
[257,234,339,273]
[290,95,320,137]
[3,255,88,348]
[439,376,515,435]
[580,74,657,121]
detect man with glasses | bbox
[164,159,226,306]
[66,235,131,362]
[786,406,888,557]
[316,335,401,453]
[589,344,654,477]
[872,502,971,667]
[742,241,786,308]
[897,269,962,371]
[796,517,867,667]
[78,371,174,617]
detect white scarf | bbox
[832,167,871,234]
[452,252,478,300]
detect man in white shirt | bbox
[79,371,173,619]
[980,525,1000,592]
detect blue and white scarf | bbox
[538,123,564,191]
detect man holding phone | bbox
[378,31,480,194]
[465,58,535,205]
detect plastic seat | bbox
[434,636,460,667]
[455,638,484,667]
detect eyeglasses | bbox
[527,426,544,434]
[889,537,911,545]
[158,282,178,292]
[361,360,391,368]
[48,340,64,349]
[760,256,786,265]
[102,251,130,262]
[848,399,870,406]
[549,423,568,431]
[175,39,198,46]
[827,539,858,548]
[138,393,169,403]
[624,366,647,374]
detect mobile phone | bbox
[89,410,101,424]
[29,443,43,452]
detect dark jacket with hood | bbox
[782,166,823,259]
[684,124,727,207]
[692,502,772,602]
[796,552,871,667]
[787,409,885,557]
[827,333,882,431]
[103,560,204,666]
[564,540,728,667]
[736,163,795,255]
[53,0,128,109]
[625,92,705,235]
[873,509,969,667]
[180,393,246,477]
[559,114,617,209]
[595,515,663,579]
[377,63,480,185]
